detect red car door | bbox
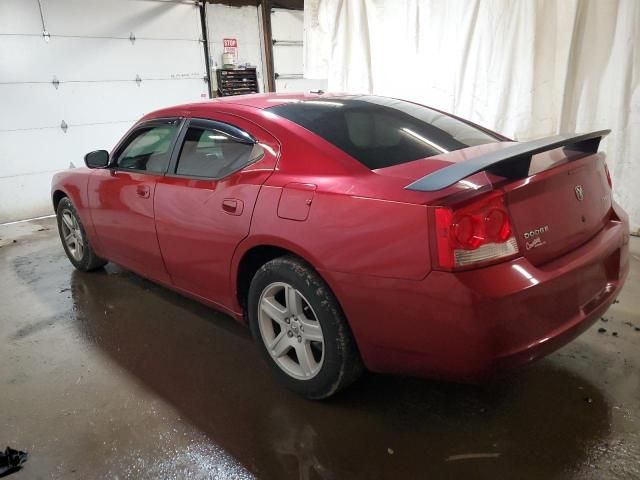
[88,118,181,284]
[154,115,279,309]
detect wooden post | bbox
[259,0,275,92]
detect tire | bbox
[56,197,107,272]
[248,255,363,399]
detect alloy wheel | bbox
[257,282,325,380]
[60,209,84,261]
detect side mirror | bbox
[84,150,110,169]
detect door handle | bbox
[222,198,243,215]
[136,184,151,198]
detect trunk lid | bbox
[504,149,612,266]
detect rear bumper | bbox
[323,215,630,381]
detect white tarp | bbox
[304,0,640,233]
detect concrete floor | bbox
[0,217,639,480]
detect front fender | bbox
[51,169,102,256]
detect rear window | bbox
[268,96,500,169]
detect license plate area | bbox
[578,249,620,312]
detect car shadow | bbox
[64,264,611,480]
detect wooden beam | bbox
[259,0,275,92]
[272,0,303,9]
[204,0,258,7]
[203,0,303,8]
[199,2,213,98]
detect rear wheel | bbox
[56,197,107,271]
[248,255,363,399]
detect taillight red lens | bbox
[484,208,511,242]
[432,190,519,271]
[452,214,483,249]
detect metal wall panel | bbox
[0,36,205,84]
[38,0,202,39]
[0,123,128,222]
[0,80,206,177]
[0,0,42,34]
[271,8,327,93]
[275,77,326,93]
[0,79,206,134]
[271,8,303,42]
[0,0,207,223]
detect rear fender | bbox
[230,233,327,314]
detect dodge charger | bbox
[51,93,630,399]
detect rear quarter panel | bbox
[239,183,432,280]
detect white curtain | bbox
[304,0,640,233]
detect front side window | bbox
[116,124,177,173]
[175,126,264,179]
[268,95,500,170]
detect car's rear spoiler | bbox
[405,130,611,192]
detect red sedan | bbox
[51,93,630,399]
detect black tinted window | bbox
[268,96,500,169]
[116,124,177,173]
[175,126,264,179]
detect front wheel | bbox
[248,256,363,399]
[56,197,107,272]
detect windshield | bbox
[268,95,501,169]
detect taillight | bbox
[604,162,613,189]
[431,190,519,271]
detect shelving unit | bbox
[216,67,259,97]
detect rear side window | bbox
[268,95,500,169]
[175,126,264,179]
[116,124,177,173]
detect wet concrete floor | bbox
[1,217,639,479]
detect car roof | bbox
[214,92,348,109]
[144,92,350,118]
